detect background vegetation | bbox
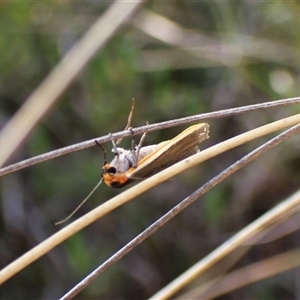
[1,1,300,299]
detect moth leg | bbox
[116,98,135,145]
[129,128,138,168]
[135,132,147,161]
[125,98,135,131]
[128,127,146,168]
[134,121,149,167]
[109,133,119,156]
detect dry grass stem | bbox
[60,120,300,299]
[134,10,300,71]
[194,248,300,299]
[1,97,300,176]
[1,113,299,286]
[150,181,300,299]
[0,0,144,167]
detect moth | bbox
[56,100,209,224]
[101,123,209,188]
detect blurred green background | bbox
[1,1,300,299]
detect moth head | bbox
[102,164,117,176]
[101,164,128,188]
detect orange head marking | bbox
[101,164,129,188]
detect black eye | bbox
[107,167,116,175]
[101,166,117,177]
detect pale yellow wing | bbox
[127,123,209,181]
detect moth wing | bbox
[128,123,209,180]
[137,144,161,160]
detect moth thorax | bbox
[109,147,137,173]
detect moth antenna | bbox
[55,141,106,225]
[55,179,103,225]
[116,98,135,145]
[95,140,107,165]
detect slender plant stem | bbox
[59,123,300,300]
[0,0,145,168]
[1,97,300,177]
